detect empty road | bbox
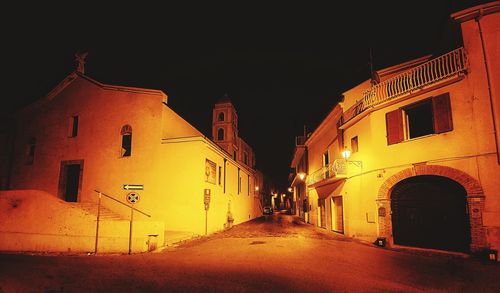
[1,211,499,292]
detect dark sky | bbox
[2,1,490,191]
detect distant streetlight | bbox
[255,186,259,191]
[287,187,292,192]
[298,172,306,180]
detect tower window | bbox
[218,112,225,121]
[121,125,132,157]
[217,128,224,140]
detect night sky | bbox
[2,1,490,191]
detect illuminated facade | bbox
[2,68,263,252]
[290,2,500,254]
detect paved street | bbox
[1,212,499,292]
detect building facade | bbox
[2,66,263,251]
[290,2,500,255]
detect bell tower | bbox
[212,94,239,160]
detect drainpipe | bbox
[476,10,500,164]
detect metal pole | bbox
[128,205,134,255]
[94,192,102,254]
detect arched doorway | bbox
[391,175,470,252]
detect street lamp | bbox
[298,172,306,180]
[287,187,292,192]
[341,147,362,167]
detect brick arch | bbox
[378,165,483,200]
[376,164,487,252]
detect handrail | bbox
[94,189,151,217]
[342,47,468,124]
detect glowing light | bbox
[298,172,306,180]
[287,187,292,192]
[341,147,351,160]
[255,186,259,191]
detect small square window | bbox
[351,136,358,153]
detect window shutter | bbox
[386,109,404,145]
[336,118,344,149]
[433,93,453,134]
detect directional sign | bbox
[123,184,144,190]
[126,192,140,204]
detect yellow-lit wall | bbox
[7,73,263,250]
[304,5,500,250]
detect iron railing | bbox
[342,47,468,123]
[306,159,347,186]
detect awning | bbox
[309,178,345,199]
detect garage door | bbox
[391,175,470,252]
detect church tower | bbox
[212,94,239,161]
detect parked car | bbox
[263,206,273,215]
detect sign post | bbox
[126,192,140,255]
[204,189,210,235]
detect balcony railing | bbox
[295,135,306,146]
[306,159,347,186]
[342,47,468,124]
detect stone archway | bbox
[376,164,487,252]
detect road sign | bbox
[204,189,211,204]
[123,184,144,190]
[204,189,210,210]
[126,192,140,204]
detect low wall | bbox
[0,190,164,253]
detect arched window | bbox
[218,112,224,121]
[121,125,132,157]
[217,128,224,141]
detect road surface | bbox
[1,211,499,292]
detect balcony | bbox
[306,159,347,187]
[342,47,468,124]
[295,135,307,146]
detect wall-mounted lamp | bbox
[341,147,362,168]
[287,187,292,192]
[298,172,306,180]
[341,147,351,160]
[255,186,259,191]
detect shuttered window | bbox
[386,109,404,145]
[336,118,344,149]
[385,93,453,145]
[432,93,453,133]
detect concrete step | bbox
[71,202,125,220]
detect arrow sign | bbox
[123,184,144,190]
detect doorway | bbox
[331,196,344,233]
[59,160,83,202]
[391,175,470,252]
